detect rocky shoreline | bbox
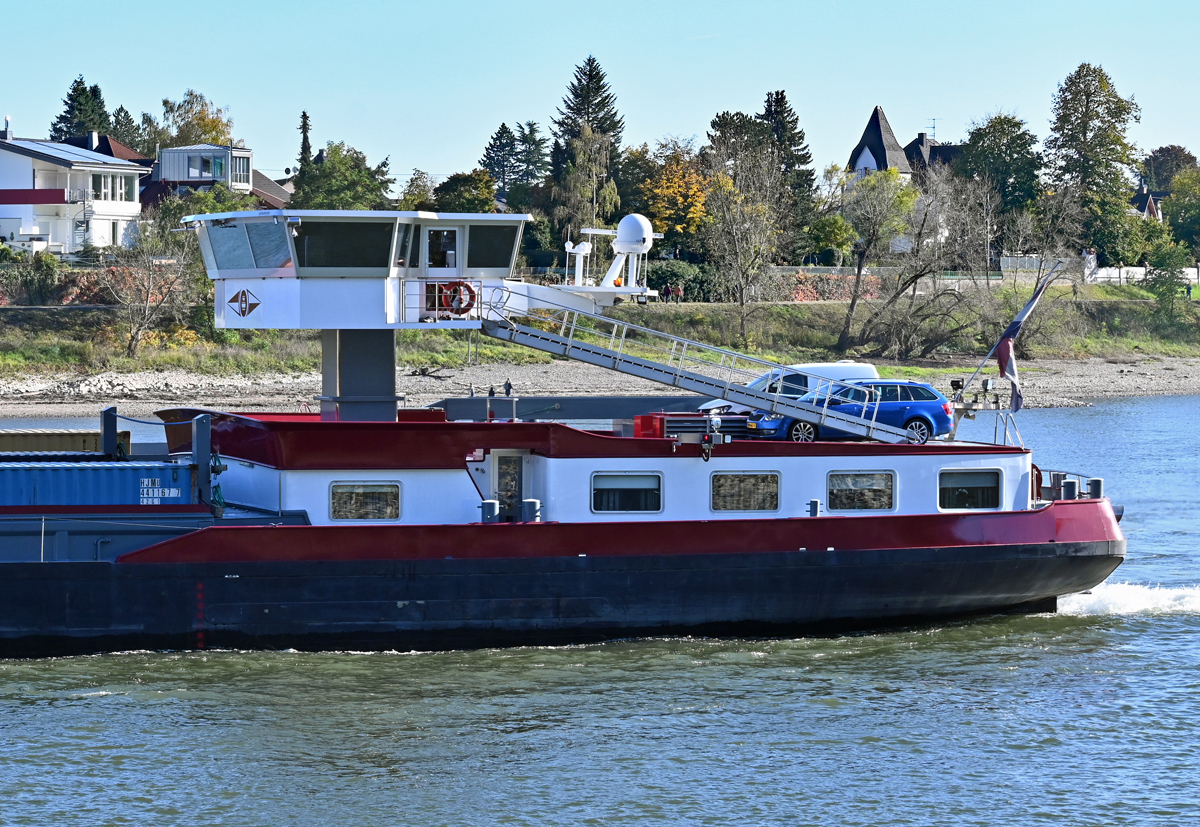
[0,355,1197,419]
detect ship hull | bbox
[0,506,1124,656]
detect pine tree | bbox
[109,106,139,148]
[514,121,550,185]
[479,123,519,194]
[755,90,816,262]
[49,76,111,141]
[298,111,313,172]
[552,57,624,145]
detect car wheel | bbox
[904,418,931,444]
[788,421,817,442]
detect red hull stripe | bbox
[155,408,1027,471]
[117,499,1122,564]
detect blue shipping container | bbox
[0,462,193,506]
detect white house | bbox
[0,126,149,254]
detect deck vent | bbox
[1061,479,1079,500]
[479,500,500,523]
[1087,478,1104,499]
[521,499,542,522]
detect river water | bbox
[0,396,1196,826]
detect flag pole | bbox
[953,262,1060,402]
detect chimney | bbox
[917,132,927,142]
[88,131,100,151]
[0,115,11,141]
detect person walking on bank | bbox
[662,282,672,303]
[673,284,683,304]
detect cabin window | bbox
[467,225,519,268]
[410,225,421,265]
[828,472,894,510]
[245,222,293,269]
[939,471,1000,509]
[592,473,661,512]
[331,483,400,520]
[294,222,394,268]
[208,224,255,270]
[711,472,779,511]
[428,229,457,268]
[395,224,412,267]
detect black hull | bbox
[0,541,1124,657]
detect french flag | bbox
[995,278,1051,412]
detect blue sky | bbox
[15,0,1199,187]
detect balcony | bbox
[0,188,69,205]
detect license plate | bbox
[747,422,756,428]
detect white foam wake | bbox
[1058,582,1200,616]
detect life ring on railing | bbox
[1032,464,1043,501]
[439,281,476,314]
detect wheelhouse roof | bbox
[182,208,533,223]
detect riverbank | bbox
[0,354,1198,418]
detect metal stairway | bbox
[480,294,910,443]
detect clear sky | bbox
[13,0,1199,187]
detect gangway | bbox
[479,293,910,444]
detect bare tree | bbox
[703,138,786,347]
[99,205,200,356]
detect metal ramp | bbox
[480,297,910,443]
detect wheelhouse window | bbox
[828,472,894,510]
[294,222,394,268]
[466,225,519,268]
[592,473,661,512]
[331,483,400,520]
[939,471,1000,509]
[712,473,779,511]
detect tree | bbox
[838,168,918,351]
[397,169,437,211]
[551,56,624,182]
[614,143,656,218]
[954,113,1043,213]
[756,90,816,260]
[513,121,550,185]
[703,123,787,347]
[552,123,620,241]
[433,169,497,213]
[1163,168,1200,255]
[1141,145,1197,191]
[479,123,519,195]
[100,200,200,356]
[1142,238,1193,319]
[133,90,237,154]
[1045,63,1140,264]
[289,141,394,210]
[644,139,707,238]
[109,106,139,148]
[49,76,111,140]
[298,111,313,171]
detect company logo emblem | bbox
[228,289,261,317]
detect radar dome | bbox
[613,214,655,254]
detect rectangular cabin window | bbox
[711,473,779,511]
[592,473,661,513]
[208,224,255,270]
[395,224,411,267]
[409,225,421,265]
[331,483,400,520]
[467,225,519,268]
[939,471,1000,509]
[828,472,894,510]
[294,222,394,268]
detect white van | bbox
[698,361,880,415]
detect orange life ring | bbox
[439,281,476,314]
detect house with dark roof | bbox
[141,143,290,210]
[848,106,962,179]
[1129,185,1167,222]
[0,125,150,254]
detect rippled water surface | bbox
[1,397,1197,826]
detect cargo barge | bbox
[0,209,1125,655]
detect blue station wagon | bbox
[745,380,954,444]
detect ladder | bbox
[479,293,910,443]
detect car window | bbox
[780,373,807,396]
[899,386,917,401]
[911,386,939,401]
[836,387,868,403]
[873,384,900,403]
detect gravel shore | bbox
[0,354,1197,420]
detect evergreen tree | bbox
[513,121,549,185]
[298,111,313,170]
[551,56,623,185]
[479,123,518,195]
[756,90,816,261]
[1141,145,1197,191]
[109,106,140,148]
[49,76,111,140]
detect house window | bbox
[231,156,250,185]
[592,473,661,512]
[188,156,201,178]
[711,472,779,511]
[201,156,213,177]
[111,222,119,245]
[330,483,400,520]
[939,471,1000,510]
[213,156,225,179]
[828,472,894,510]
[101,176,111,200]
[124,175,136,201]
[91,173,102,199]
